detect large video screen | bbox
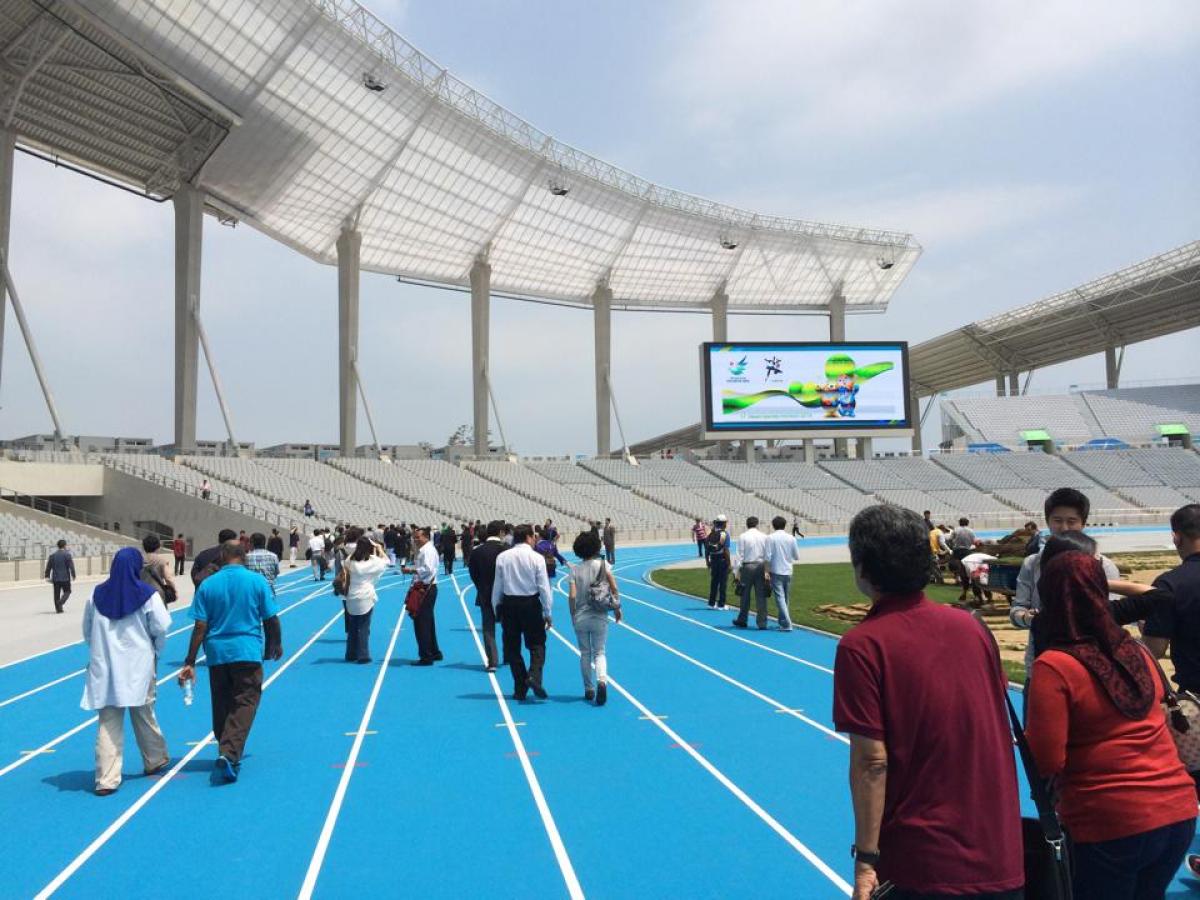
[701,342,912,437]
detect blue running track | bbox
[0,545,1196,897]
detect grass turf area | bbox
[651,562,1028,684]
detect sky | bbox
[0,0,1197,455]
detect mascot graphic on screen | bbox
[721,352,893,419]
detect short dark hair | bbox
[218,528,237,543]
[958,517,969,527]
[415,526,430,540]
[513,524,535,544]
[251,532,267,549]
[486,519,504,538]
[573,530,601,560]
[772,516,786,530]
[220,541,246,564]
[1041,530,1097,567]
[1172,504,1200,540]
[271,528,279,535]
[142,534,161,553]
[352,537,374,561]
[56,539,66,549]
[1044,487,1090,523]
[746,516,759,529]
[923,510,931,517]
[849,505,930,595]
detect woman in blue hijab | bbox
[81,547,173,795]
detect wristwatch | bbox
[851,846,881,867]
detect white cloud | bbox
[661,0,1200,141]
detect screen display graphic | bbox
[701,342,911,436]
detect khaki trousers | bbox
[95,683,168,790]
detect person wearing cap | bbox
[707,515,731,609]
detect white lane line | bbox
[544,625,852,897]
[297,605,408,900]
[34,606,346,899]
[614,618,847,745]
[614,575,835,674]
[450,575,585,900]
[0,668,87,709]
[0,583,331,778]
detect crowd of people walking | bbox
[54,479,1200,897]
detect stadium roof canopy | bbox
[908,240,1200,396]
[0,0,920,312]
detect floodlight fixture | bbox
[548,181,569,197]
[720,237,738,251]
[362,73,387,92]
[877,256,895,270]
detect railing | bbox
[0,542,118,563]
[0,484,150,540]
[102,459,299,528]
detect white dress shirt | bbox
[737,529,768,564]
[345,556,388,615]
[765,529,800,576]
[308,535,324,556]
[81,593,171,710]
[414,541,439,585]
[491,542,553,617]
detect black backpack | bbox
[706,529,727,556]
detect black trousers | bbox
[51,580,72,611]
[500,595,547,695]
[346,608,373,662]
[708,560,729,606]
[208,662,263,764]
[413,584,440,661]
[891,889,1022,900]
[174,556,186,576]
[478,601,499,668]
[735,562,767,626]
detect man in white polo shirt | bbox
[492,524,553,700]
[733,516,769,630]
[765,515,798,631]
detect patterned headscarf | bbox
[1037,551,1154,720]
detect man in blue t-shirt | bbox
[179,541,281,783]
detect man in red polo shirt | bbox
[833,504,1023,900]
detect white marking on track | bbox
[450,575,584,900]
[34,606,346,899]
[298,605,408,899]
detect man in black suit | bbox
[192,528,238,587]
[467,520,507,672]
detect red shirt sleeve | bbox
[1024,658,1070,778]
[833,639,884,740]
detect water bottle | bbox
[181,677,194,706]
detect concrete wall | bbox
[75,468,296,550]
[0,461,105,496]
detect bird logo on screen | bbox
[721,353,894,418]
[728,356,748,376]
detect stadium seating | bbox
[0,510,125,561]
[1079,386,1200,439]
[943,396,1096,445]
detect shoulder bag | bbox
[585,561,620,612]
[978,618,1072,900]
[404,580,428,618]
[143,562,178,604]
[332,566,350,598]
[1142,645,1200,772]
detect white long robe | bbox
[80,593,171,710]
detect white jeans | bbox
[573,614,609,691]
[95,683,168,790]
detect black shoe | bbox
[413,659,434,667]
[513,689,528,701]
[732,619,747,628]
[356,658,372,665]
[584,688,595,701]
[530,680,548,700]
[596,682,607,706]
[432,652,444,661]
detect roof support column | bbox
[829,282,847,456]
[1105,346,1121,390]
[0,128,12,399]
[858,437,873,460]
[593,282,613,458]
[337,227,362,457]
[994,375,1006,397]
[910,391,923,454]
[711,283,728,342]
[1008,372,1019,396]
[470,258,491,458]
[742,440,754,463]
[173,184,203,452]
